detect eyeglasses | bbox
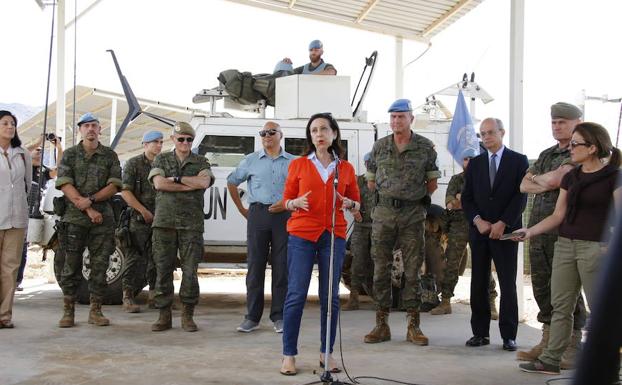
[570,140,591,148]
[176,137,194,143]
[259,129,278,137]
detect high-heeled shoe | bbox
[280,356,297,376]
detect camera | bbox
[46,133,58,142]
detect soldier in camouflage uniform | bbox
[55,113,122,328]
[148,121,214,332]
[364,99,441,346]
[120,130,164,313]
[343,152,377,311]
[517,102,586,368]
[431,148,499,317]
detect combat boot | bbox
[430,297,452,315]
[147,290,156,309]
[490,297,499,321]
[58,295,75,328]
[364,309,391,343]
[517,324,550,361]
[122,289,141,313]
[343,290,359,311]
[560,329,582,370]
[88,295,110,326]
[406,309,429,346]
[151,307,172,332]
[181,303,198,332]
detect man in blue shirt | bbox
[227,121,294,333]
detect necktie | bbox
[489,153,497,188]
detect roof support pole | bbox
[395,36,403,99]
[509,0,525,320]
[110,98,117,146]
[56,0,66,148]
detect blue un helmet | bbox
[273,60,294,74]
[461,147,479,160]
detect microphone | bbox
[332,149,340,188]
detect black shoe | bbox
[503,339,517,351]
[466,335,490,347]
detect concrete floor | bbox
[3,274,573,385]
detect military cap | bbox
[142,130,163,143]
[309,39,323,50]
[77,112,99,126]
[461,147,479,159]
[551,102,582,120]
[388,98,413,113]
[172,121,195,137]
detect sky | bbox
[2,0,622,158]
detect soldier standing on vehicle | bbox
[280,39,337,76]
[226,121,294,333]
[55,112,122,328]
[120,130,164,313]
[517,102,586,368]
[343,152,375,311]
[364,99,441,346]
[149,121,214,332]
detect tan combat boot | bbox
[406,309,429,346]
[517,323,550,361]
[147,290,156,309]
[181,303,198,332]
[58,295,75,328]
[88,295,110,326]
[122,289,141,313]
[560,329,582,370]
[430,297,452,315]
[342,290,360,311]
[151,307,172,332]
[490,297,499,321]
[364,309,391,343]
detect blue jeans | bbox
[282,231,345,356]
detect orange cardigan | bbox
[283,157,360,242]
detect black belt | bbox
[250,202,272,207]
[378,196,421,209]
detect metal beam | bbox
[395,36,403,99]
[356,0,381,23]
[422,0,473,37]
[56,0,66,149]
[66,0,105,28]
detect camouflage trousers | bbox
[371,205,425,310]
[529,233,586,329]
[122,219,156,293]
[350,224,374,293]
[57,222,114,297]
[441,212,497,300]
[152,228,202,308]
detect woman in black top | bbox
[516,122,622,374]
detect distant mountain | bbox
[0,103,42,125]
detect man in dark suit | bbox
[461,117,528,351]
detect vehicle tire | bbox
[76,246,127,305]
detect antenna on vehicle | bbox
[351,51,378,119]
[107,50,176,150]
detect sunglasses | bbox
[570,140,591,148]
[176,137,194,143]
[259,129,278,137]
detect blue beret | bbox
[388,98,412,113]
[274,61,293,73]
[77,112,99,126]
[309,39,323,50]
[142,130,163,143]
[363,152,372,162]
[461,147,479,159]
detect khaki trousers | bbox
[0,228,27,322]
[539,237,602,366]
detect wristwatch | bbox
[174,176,182,184]
[88,195,96,204]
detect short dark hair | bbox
[303,112,345,159]
[0,110,21,148]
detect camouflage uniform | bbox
[441,173,498,300]
[366,132,441,311]
[55,142,122,298]
[349,174,377,293]
[148,150,214,308]
[527,145,586,328]
[122,153,157,293]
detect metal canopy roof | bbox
[18,85,208,160]
[224,0,483,41]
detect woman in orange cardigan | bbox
[280,113,361,376]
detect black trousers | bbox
[469,238,518,341]
[245,203,290,323]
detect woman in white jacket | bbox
[0,110,32,328]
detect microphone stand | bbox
[321,151,342,384]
